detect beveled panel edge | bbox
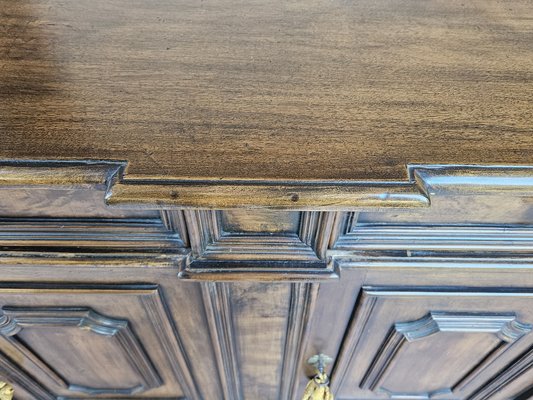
[330,287,533,399]
[201,283,242,400]
[0,349,55,400]
[1,159,532,210]
[0,307,162,396]
[278,283,320,400]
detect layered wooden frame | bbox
[179,210,339,280]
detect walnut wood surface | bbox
[1,0,532,183]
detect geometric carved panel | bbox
[361,312,531,398]
[0,283,200,400]
[181,210,338,280]
[0,307,161,396]
[331,287,533,400]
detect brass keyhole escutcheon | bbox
[0,381,13,400]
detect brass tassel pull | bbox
[0,381,13,400]
[301,354,334,400]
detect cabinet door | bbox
[0,283,196,400]
[331,286,533,400]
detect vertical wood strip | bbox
[202,282,242,400]
[140,290,202,400]
[278,283,320,400]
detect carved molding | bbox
[0,350,55,400]
[380,387,454,400]
[185,210,335,261]
[140,289,202,400]
[330,291,379,394]
[0,283,200,400]
[333,223,533,253]
[278,283,319,400]
[1,160,532,209]
[360,312,531,392]
[0,306,162,396]
[0,215,187,251]
[467,346,533,400]
[330,288,533,399]
[180,210,338,280]
[202,283,242,400]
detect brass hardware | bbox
[0,381,13,400]
[301,354,334,400]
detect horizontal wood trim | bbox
[334,226,533,252]
[109,182,429,210]
[180,261,339,282]
[0,218,186,251]
[1,160,532,209]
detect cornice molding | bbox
[1,160,532,210]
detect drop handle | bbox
[301,353,334,400]
[0,381,13,400]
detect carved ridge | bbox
[330,291,379,394]
[278,283,320,400]
[467,346,533,400]
[202,283,242,400]
[0,306,162,396]
[380,387,454,399]
[0,350,55,400]
[139,289,202,400]
[361,312,532,392]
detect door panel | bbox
[331,287,533,400]
[0,283,196,400]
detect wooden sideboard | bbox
[1,0,532,399]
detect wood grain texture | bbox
[0,283,201,400]
[0,306,163,396]
[1,0,531,183]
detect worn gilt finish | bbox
[1,0,533,399]
[0,382,13,400]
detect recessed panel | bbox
[18,327,142,391]
[333,288,533,400]
[379,332,498,394]
[220,210,301,234]
[0,284,197,399]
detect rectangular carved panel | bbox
[181,211,338,280]
[220,210,301,234]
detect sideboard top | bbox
[1,0,532,183]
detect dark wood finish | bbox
[1,0,532,184]
[1,0,533,398]
[0,164,530,398]
[181,210,337,280]
[0,283,200,400]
